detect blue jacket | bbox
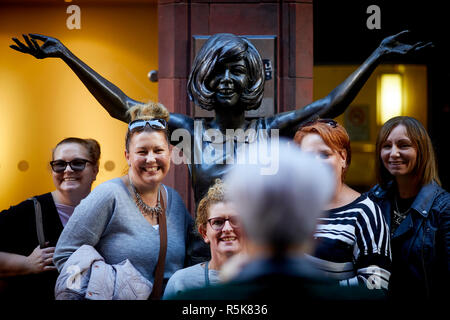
[367,181,450,299]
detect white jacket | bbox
[55,245,153,300]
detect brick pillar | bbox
[280,1,313,111]
[158,0,313,214]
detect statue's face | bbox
[208,58,249,109]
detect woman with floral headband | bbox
[53,103,196,300]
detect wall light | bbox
[377,73,403,125]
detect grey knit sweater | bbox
[54,178,193,284]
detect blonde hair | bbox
[126,102,170,122]
[125,102,170,151]
[196,179,226,233]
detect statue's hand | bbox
[379,30,433,56]
[10,34,66,59]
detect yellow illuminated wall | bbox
[313,64,427,189]
[0,2,158,210]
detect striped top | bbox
[306,194,391,290]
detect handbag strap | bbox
[204,261,210,286]
[29,197,46,249]
[148,187,168,300]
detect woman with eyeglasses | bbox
[293,119,391,293]
[367,116,449,300]
[53,102,196,300]
[0,137,100,300]
[163,179,243,299]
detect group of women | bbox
[0,31,447,300]
[1,105,447,300]
[294,116,449,299]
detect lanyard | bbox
[204,261,210,286]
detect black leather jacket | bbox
[367,181,450,299]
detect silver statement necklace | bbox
[128,175,162,217]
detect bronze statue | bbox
[10,31,431,205]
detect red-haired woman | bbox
[294,119,391,293]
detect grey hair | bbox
[224,141,334,251]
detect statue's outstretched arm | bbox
[10,33,145,123]
[268,30,432,131]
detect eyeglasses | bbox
[50,159,93,173]
[301,118,338,128]
[128,119,167,132]
[207,216,241,231]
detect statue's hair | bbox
[125,102,170,151]
[187,33,265,111]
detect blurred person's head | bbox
[225,140,334,257]
[196,179,243,269]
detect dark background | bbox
[313,0,450,190]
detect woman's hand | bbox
[10,33,66,59]
[25,244,57,274]
[378,30,433,56]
